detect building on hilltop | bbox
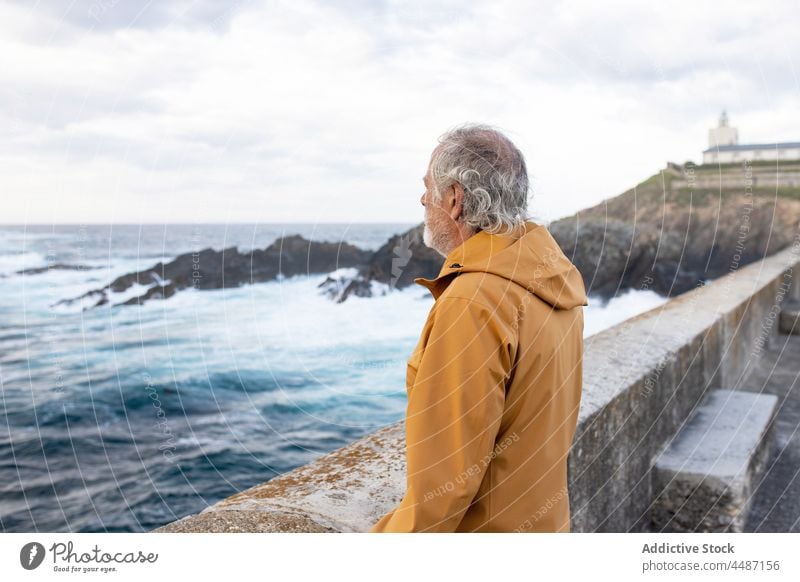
[702,111,800,164]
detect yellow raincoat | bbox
[370,221,588,532]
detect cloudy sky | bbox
[1,0,798,225]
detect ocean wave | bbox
[0,251,47,276]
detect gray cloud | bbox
[1,86,162,131]
[1,0,798,224]
[13,0,246,33]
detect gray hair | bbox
[429,123,530,235]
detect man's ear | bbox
[448,182,465,221]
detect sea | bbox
[0,223,669,532]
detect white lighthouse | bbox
[703,111,800,164]
[708,110,738,149]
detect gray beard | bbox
[423,220,450,258]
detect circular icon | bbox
[20,542,46,570]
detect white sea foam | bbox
[149,271,171,287]
[584,287,670,338]
[0,251,47,275]
[0,256,172,313]
[325,267,359,279]
[107,282,160,306]
[2,259,675,415]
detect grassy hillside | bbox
[577,161,800,221]
[549,160,800,300]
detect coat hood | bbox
[414,221,589,309]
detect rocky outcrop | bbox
[16,263,100,276]
[317,224,442,302]
[58,235,371,309]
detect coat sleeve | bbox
[370,296,514,532]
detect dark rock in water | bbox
[120,284,177,305]
[317,224,443,302]
[318,271,361,303]
[362,224,443,289]
[58,235,371,309]
[317,271,375,303]
[16,263,100,276]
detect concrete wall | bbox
[703,148,800,165]
[569,239,799,531]
[671,165,800,190]
[156,238,800,533]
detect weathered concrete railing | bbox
[669,164,800,190]
[155,239,800,533]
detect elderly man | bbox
[370,123,588,533]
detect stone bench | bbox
[651,389,779,532]
[780,299,800,335]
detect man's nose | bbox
[420,193,425,206]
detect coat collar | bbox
[413,227,519,300]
